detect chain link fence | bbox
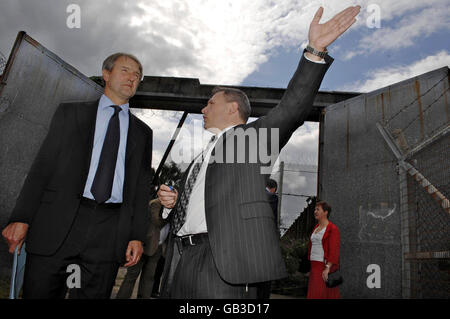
[404,133,450,298]
[382,73,450,298]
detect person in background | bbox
[306,201,340,299]
[116,198,168,299]
[265,179,279,223]
[151,247,167,298]
[256,178,279,299]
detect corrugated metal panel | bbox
[0,32,103,279]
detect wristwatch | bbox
[305,44,328,59]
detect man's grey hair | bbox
[212,86,251,123]
[102,52,143,80]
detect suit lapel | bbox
[126,112,138,161]
[76,100,99,170]
[121,112,139,203]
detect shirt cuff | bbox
[162,207,172,219]
[304,52,326,64]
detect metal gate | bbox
[405,132,449,298]
[377,72,450,298]
[319,66,449,298]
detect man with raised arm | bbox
[158,6,361,298]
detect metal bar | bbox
[404,250,450,260]
[282,193,312,198]
[406,123,450,159]
[128,80,360,120]
[0,31,26,89]
[376,122,405,161]
[283,169,317,174]
[151,111,189,187]
[376,122,450,214]
[317,109,325,198]
[277,161,284,234]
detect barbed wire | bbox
[400,86,450,134]
[282,192,313,198]
[385,74,448,125]
[283,169,317,174]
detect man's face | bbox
[201,91,230,130]
[103,56,141,103]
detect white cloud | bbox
[341,0,450,59]
[126,0,327,85]
[340,50,450,92]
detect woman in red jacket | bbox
[306,201,340,299]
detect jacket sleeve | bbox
[327,225,340,266]
[8,103,65,225]
[130,126,153,242]
[256,50,334,150]
[150,200,164,229]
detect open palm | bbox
[309,6,361,51]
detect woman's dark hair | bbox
[316,200,332,219]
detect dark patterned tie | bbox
[172,135,217,234]
[91,105,122,203]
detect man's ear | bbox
[228,101,239,115]
[102,69,110,84]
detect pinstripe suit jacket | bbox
[162,51,333,292]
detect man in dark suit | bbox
[157,6,360,298]
[2,53,153,298]
[257,178,279,299]
[266,179,279,222]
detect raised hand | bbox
[309,5,361,51]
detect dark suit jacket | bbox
[161,51,333,293]
[8,99,153,263]
[143,199,167,256]
[266,190,278,221]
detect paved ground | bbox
[111,267,139,299]
[112,267,302,299]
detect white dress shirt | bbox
[163,53,325,236]
[163,126,234,236]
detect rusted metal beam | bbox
[404,250,450,260]
[126,76,360,121]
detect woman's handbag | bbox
[325,269,343,288]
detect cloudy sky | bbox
[1,0,449,231]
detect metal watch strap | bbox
[305,44,328,58]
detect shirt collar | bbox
[99,94,129,113]
[207,125,237,139]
